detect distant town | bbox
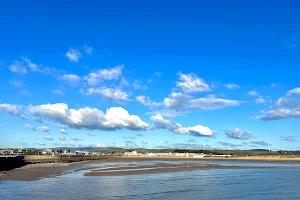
[1,147,300,157]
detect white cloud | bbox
[280,136,296,142]
[176,72,210,93]
[85,65,123,86]
[10,80,23,88]
[9,61,27,74]
[59,137,66,141]
[60,128,67,134]
[133,80,147,90]
[136,96,161,109]
[154,71,162,77]
[52,89,64,95]
[151,114,213,137]
[88,133,95,136]
[82,87,130,101]
[217,142,243,148]
[248,90,258,96]
[61,74,81,85]
[70,137,81,141]
[120,77,130,87]
[24,124,36,131]
[37,126,50,132]
[35,142,46,146]
[44,136,53,140]
[287,87,300,96]
[0,104,20,115]
[188,96,241,110]
[254,97,266,104]
[164,92,241,110]
[83,44,93,55]
[65,48,82,62]
[257,97,300,120]
[34,117,66,129]
[95,143,106,148]
[271,83,276,88]
[28,103,149,131]
[224,83,241,90]
[21,57,39,71]
[251,140,270,147]
[225,128,251,140]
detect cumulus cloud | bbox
[251,140,270,147]
[60,128,67,134]
[254,97,266,104]
[61,74,81,85]
[0,104,21,115]
[44,136,53,140]
[224,128,251,140]
[85,65,123,86]
[65,48,82,62]
[257,97,300,120]
[224,83,241,90]
[248,90,258,96]
[9,61,27,74]
[24,124,36,131]
[280,136,296,142]
[28,103,149,131]
[287,87,300,96]
[136,96,161,109]
[37,126,50,132]
[151,114,213,137]
[82,87,130,101]
[88,133,95,136]
[176,72,210,93]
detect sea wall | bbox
[24,155,60,163]
[0,156,26,171]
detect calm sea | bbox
[1,160,300,200]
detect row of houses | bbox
[123,151,232,158]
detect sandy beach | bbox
[2,156,300,181]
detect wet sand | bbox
[83,163,279,177]
[2,162,88,181]
[2,156,300,181]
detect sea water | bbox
[1,160,300,200]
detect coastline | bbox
[2,156,300,181]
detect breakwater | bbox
[0,155,108,172]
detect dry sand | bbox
[2,156,300,181]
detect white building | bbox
[75,151,91,156]
[124,151,138,156]
[148,152,172,156]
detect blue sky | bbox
[0,0,300,150]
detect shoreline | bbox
[2,156,300,181]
